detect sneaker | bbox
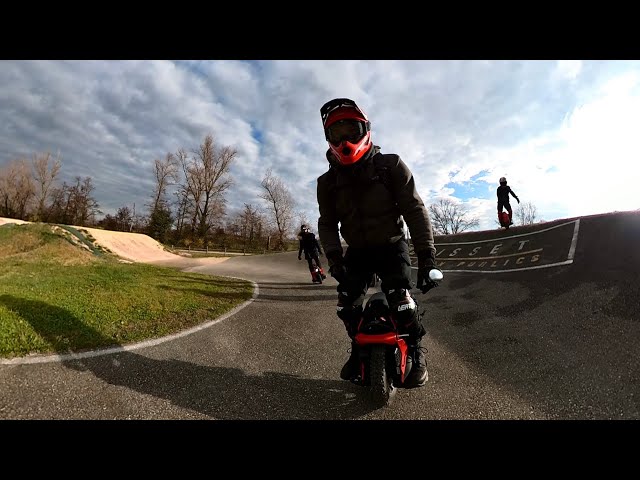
[340,343,360,381]
[403,345,428,388]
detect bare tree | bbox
[97,213,119,231]
[74,177,101,226]
[145,152,179,240]
[47,176,101,226]
[173,188,190,237]
[177,134,235,246]
[32,151,62,221]
[236,203,265,249]
[115,206,134,231]
[47,183,68,223]
[150,152,179,214]
[428,198,480,235]
[0,158,35,220]
[296,211,312,234]
[259,168,296,250]
[515,201,538,226]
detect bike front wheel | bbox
[369,344,396,407]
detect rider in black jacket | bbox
[298,225,326,282]
[317,97,441,388]
[497,176,520,225]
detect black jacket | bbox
[317,145,436,266]
[298,231,322,259]
[497,185,519,203]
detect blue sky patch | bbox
[446,170,492,201]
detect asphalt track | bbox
[1,211,638,419]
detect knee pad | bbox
[387,289,425,339]
[337,292,363,338]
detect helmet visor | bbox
[325,119,365,146]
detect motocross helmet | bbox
[321,98,372,166]
[499,176,507,186]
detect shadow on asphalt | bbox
[257,282,337,291]
[248,281,338,303]
[254,294,338,303]
[0,295,378,419]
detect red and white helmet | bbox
[320,98,372,166]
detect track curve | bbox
[1,211,638,419]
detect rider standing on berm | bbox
[316,97,440,388]
[497,176,520,225]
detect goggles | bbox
[325,119,366,146]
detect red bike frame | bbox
[354,332,411,384]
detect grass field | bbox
[0,223,254,358]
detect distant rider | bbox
[497,176,520,225]
[298,224,326,282]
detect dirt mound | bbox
[0,217,227,264]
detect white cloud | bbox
[1,60,639,234]
[554,60,583,81]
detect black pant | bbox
[336,239,425,341]
[341,239,413,295]
[497,200,512,215]
[305,254,322,271]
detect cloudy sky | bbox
[1,60,639,232]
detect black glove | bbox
[327,251,347,284]
[298,255,302,260]
[516,197,520,204]
[416,249,440,293]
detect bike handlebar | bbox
[415,268,444,294]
